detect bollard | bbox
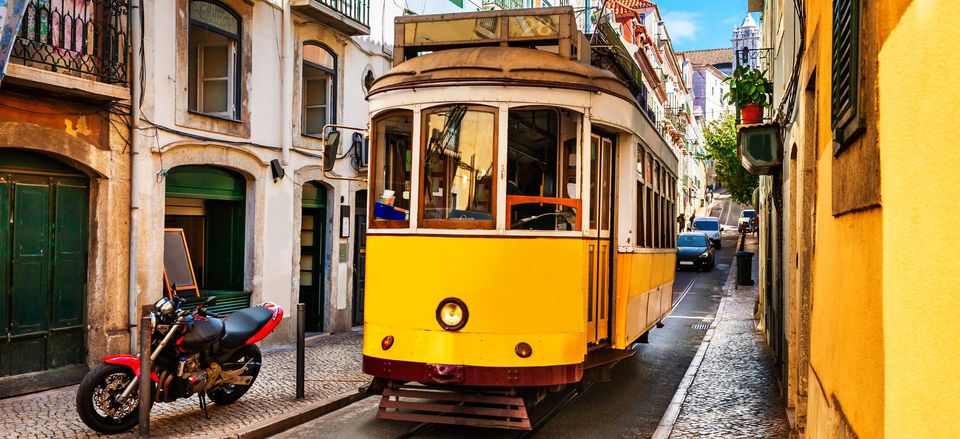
[296,303,305,399]
[138,312,152,437]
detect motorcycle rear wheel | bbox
[76,364,154,434]
[208,344,262,405]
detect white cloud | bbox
[662,11,702,44]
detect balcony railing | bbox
[11,0,128,85]
[292,0,370,36]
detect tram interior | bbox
[507,107,579,230]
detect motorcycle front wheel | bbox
[208,344,262,405]
[76,364,153,434]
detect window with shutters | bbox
[831,0,864,152]
[188,0,242,120]
[302,42,337,137]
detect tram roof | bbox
[368,46,637,107]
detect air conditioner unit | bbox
[737,122,782,175]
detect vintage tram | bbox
[360,7,679,429]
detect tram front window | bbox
[421,105,497,228]
[507,107,580,231]
[371,111,413,226]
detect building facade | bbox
[748,0,960,437]
[0,0,459,397]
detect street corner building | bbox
[742,0,960,437]
[0,0,391,397]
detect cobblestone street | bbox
[0,331,367,438]
[668,235,790,438]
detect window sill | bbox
[187,109,244,124]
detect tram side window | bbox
[636,145,646,247]
[421,105,497,228]
[506,108,580,231]
[371,111,413,226]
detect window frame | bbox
[301,41,338,138]
[418,104,499,230]
[188,0,242,121]
[368,109,415,229]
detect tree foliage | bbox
[703,114,758,205]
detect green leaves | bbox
[723,65,771,107]
[703,114,758,206]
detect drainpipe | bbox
[128,0,142,351]
[280,0,292,165]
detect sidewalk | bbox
[0,331,368,438]
[662,234,790,438]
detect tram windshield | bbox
[507,107,580,231]
[421,105,497,228]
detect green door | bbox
[0,150,88,393]
[299,182,326,332]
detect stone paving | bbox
[0,331,368,438]
[669,235,791,439]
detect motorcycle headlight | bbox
[155,297,175,315]
[436,298,468,331]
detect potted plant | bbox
[724,65,770,124]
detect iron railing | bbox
[11,0,128,84]
[733,47,773,125]
[319,0,369,27]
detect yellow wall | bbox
[806,0,884,437]
[879,1,960,436]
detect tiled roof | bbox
[610,0,656,17]
[681,48,733,67]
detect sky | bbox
[654,1,755,52]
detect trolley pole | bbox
[138,310,152,437]
[296,302,305,399]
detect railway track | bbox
[393,384,590,439]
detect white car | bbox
[691,217,723,249]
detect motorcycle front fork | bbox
[119,322,182,402]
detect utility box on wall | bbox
[738,122,783,175]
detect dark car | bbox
[676,232,715,271]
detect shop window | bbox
[164,166,246,296]
[302,42,337,136]
[506,107,580,230]
[188,0,241,119]
[371,110,413,228]
[420,105,497,229]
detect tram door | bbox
[587,133,613,345]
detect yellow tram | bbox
[360,7,678,428]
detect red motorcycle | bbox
[75,295,283,434]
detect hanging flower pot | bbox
[741,103,763,124]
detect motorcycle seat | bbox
[221,306,275,349]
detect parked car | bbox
[738,209,757,233]
[691,217,723,248]
[676,232,715,271]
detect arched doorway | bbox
[299,182,327,332]
[164,165,250,313]
[0,149,89,385]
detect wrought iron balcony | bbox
[291,0,370,36]
[11,0,128,85]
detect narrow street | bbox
[275,198,744,439]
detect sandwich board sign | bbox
[163,228,201,298]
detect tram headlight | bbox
[436,298,468,331]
